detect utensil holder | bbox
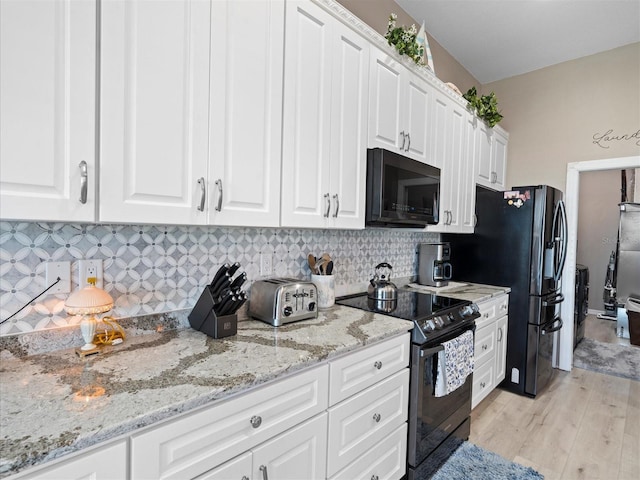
[311,274,335,309]
[189,287,237,339]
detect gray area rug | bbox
[573,338,640,381]
[432,442,543,479]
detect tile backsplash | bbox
[0,221,439,335]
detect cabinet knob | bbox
[481,382,486,388]
[372,476,379,480]
[250,415,262,428]
[242,477,249,480]
[373,413,381,423]
[484,313,489,318]
[374,361,382,370]
[482,344,488,350]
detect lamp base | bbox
[75,346,101,357]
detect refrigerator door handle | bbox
[541,316,563,335]
[543,292,565,306]
[554,200,568,282]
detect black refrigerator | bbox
[443,185,568,397]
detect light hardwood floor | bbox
[469,315,639,479]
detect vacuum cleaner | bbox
[597,250,617,321]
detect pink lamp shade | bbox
[65,285,114,351]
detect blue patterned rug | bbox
[432,442,543,479]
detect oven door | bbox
[407,324,474,468]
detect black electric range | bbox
[336,289,479,345]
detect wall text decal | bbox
[592,128,640,149]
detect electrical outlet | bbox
[78,259,103,289]
[45,261,71,294]
[260,253,273,276]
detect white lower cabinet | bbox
[9,440,127,480]
[326,369,409,477]
[472,293,509,409]
[200,414,327,480]
[131,365,329,479]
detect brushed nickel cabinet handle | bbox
[406,133,411,152]
[498,327,503,342]
[197,177,206,211]
[250,415,262,428]
[399,130,406,150]
[373,413,381,423]
[374,361,382,369]
[79,161,88,204]
[473,213,477,227]
[332,194,339,218]
[214,179,223,211]
[259,465,269,480]
[324,193,331,218]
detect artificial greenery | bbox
[384,14,425,66]
[463,87,503,127]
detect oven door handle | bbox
[419,345,444,357]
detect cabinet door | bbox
[252,413,328,480]
[492,127,508,190]
[495,315,508,384]
[100,0,210,225]
[0,0,96,222]
[368,48,404,152]
[12,441,127,480]
[444,103,467,230]
[474,120,494,188]
[404,72,431,165]
[281,1,333,228]
[209,0,284,227]
[328,21,369,230]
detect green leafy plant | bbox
[463,86,503,127]
[384,14,425,66]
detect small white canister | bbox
[311,274,335,309]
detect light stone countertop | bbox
[0,306,413,478]
[404,282,511,303]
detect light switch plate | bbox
[46,261,71,294]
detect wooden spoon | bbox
[308,254,316,273]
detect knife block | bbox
[189,287,237,339]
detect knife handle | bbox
[211,263,230,286]
[230,272,247,291]
[227,262,241,277]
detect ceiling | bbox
[394,0,640,84]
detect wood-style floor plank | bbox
[470,315,639,480]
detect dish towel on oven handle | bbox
[434,330,475,397]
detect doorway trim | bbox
[559,155,640,371]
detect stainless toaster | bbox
[249,278,318,326]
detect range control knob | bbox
[433,317,444,329]
[308,302,316,311]
[461,304,479,317]
[283,306,293,317]
[447,312,456,322]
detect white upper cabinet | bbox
[208,0,284,227]
[426,89,474,233]
[0,0,97,222]
[281,1,369,229]
[475,122,508,191]
[99,0,210,225]
[368,49,431,165]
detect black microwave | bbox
[366,148,440,227]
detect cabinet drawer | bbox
[475,294,508,329]
[474,324,496,367]
[329,333,410,405]
[131,364,329,480]
[327,368,409,477]
[330,422,407,480]
[471,359,494,409]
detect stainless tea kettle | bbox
[367,262,398,301]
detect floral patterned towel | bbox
[435,330,475,397]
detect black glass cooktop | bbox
[336,289,469,322]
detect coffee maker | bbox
[418,242,453,287]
